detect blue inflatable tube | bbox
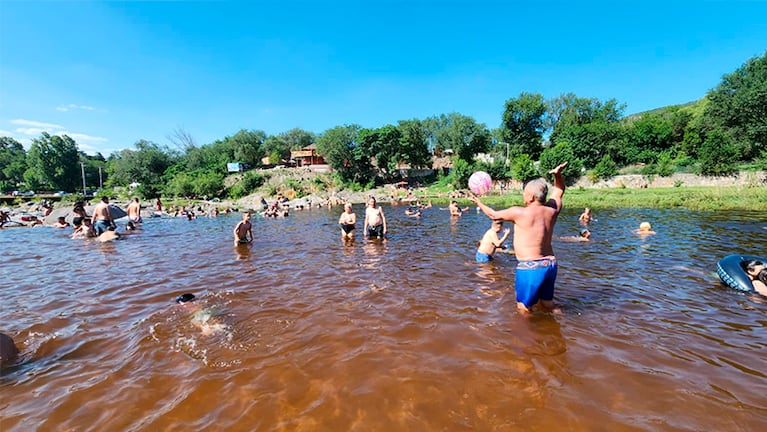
[717,254,766,292]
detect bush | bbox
[511,154,538,182]
[591,154,618,181]
[697,129,738,176]
[656,152,675,177]
[539,142,583,185]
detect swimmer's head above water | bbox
[175,293,196,304]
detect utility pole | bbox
[80,162,86,196]
[98,167,103,189]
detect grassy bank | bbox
[423,185,767,211]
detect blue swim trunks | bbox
[475,251,493,263]
[93,220,111,236]
[515,256,558,308]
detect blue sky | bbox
[1,1,765,156]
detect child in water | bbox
[476,220,511,263]
[233,212,253,245]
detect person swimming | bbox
[174,293,227,336]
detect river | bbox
[1,204,766,431]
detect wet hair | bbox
[523,179,548,203]
[580,228,590,237]
[492,220,503,228]
[757,269,767,284]
[742,260,764,274]
[175,293,196,304]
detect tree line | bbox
[1,51,765,199]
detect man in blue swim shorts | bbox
[470,162,568,312]
[475,220,511,263]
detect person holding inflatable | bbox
[470,162,568,313]
[742,260,767,295]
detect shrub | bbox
[592,154,619,180]
[697,129,738,176]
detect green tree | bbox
[556,121,626,168]
[429,113,491,163]
[278,128,315,150]
[501,92,546,159]
[24,132,80,191]
[511,153,538,182]
[262,135,291,165]
[0,136,27,192]
[397,119,432,169]
[106,140,177,194]
[315,125,373,185]
[548,94,625,143]
[358,125,402,179]
[226,129,266,167]
[703,51,767,160]
[624,113,673,164]
[696,129,738,176]
[538,142,583,185]
[591,154,618,181]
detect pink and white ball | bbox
[468,171,493,195]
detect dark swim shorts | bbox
[368,224,384,239]
[341,224,355,234]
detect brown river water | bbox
[1,204,766,431]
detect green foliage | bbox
[426,113,491,164]
[591,154,619,180]
[501,92,546,159]
[229,129,267,168]
[358,125,402,179]
[548,93,625,142]
[106,140,177,192]
[25,132,81,191]
[656,151,675,177]
[624,113,674,164]
[241,171,266,192]
[451,158,473,189]
[0,136,27,190]
[554,121,626,168]
[278,128,315,150]
[703,51,767,160]
[511,154,538,182]
[538,142,583,185]
[696,129,739,176]
[315,124,373,184]
[397,119,432,169]
[262,135,291,164]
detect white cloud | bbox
[10,119,64,129]
[15,127,50,136]
[0,129,15,136]
[58,131,108,143]
[56,104,96,112]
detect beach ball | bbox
[468,171,493,195]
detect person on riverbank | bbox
[470,162,568,313]
[127,198,142,223]
[476,220,511,263]
[92,196,115,235]
[338,203,357,240]
[233,212,253,245]
[364,196,387,239]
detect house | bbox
[290,144,325,167]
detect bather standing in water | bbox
[338,202,357,240]
[471,162,568,313]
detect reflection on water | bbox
[1,205,766,431]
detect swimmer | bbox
[174,293,227,336]
[636,222,656,236]
[338,202,357,240]
[476,220,511,262]
[560,228,591,242]
[742,260,767,296]
[233,212,253,245]
[578,207,593,224]
[53,216,70,228]
[0,333,19,367]
[363,196,387,239]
